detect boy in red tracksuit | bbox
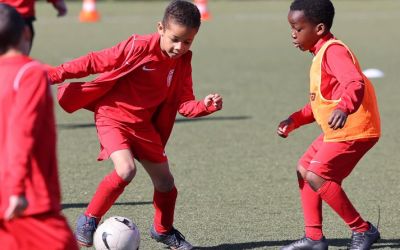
[0,0,67,53]
[48,1,223,249]
[0,4,78,250]
[277,0,380,250]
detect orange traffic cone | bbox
[194,0,211,21]
[79,0,100,22]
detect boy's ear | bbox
[20,26,32,55]
[316,23,326,36]
[157,21,165,35]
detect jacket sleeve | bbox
[289,103,315,129]
[7,65,49,196]
[324,44,365,114]
[48,36,137,84]
[177,64,217,118]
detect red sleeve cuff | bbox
[47,67,62,84]
[204,102,218,113]
[335,103,349,114]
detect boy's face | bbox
[158,20,198,59]
[288,10,324,52]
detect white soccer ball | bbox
[93,216,140,250]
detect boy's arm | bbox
[48,36,136,83]
[289,103,315,129]
[177,66,221,118]
[48,0,67,17]
[7,65,49,197]
[277,104,314,138]
[324,44,365,114]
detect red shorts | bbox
[299,134,378,182]
[0,212,78,250]
[96,116,167,163]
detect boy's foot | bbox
[348,222,380,250]
[75,214,97,247]
[280,236,328,250]
[150,226,193,250]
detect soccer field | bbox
[33,1,400,249]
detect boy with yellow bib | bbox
[277,0,380,249]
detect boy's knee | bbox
[297,165,307,179]
[115,162,137,182]
[305,171,325,191]
[154,176,175,192]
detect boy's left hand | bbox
[204,93,223,110]
[52,0,67,17]
[4,195,28,220]
[328,109,348,130]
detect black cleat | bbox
[150,226,193,250]
[75,214,97,247]
[281,236,328,250]
[348,222,380,250]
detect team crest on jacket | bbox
[310,92,316,101]
[167,69,175,87]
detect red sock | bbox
[299,178,323,240]
[153,186,178,234]
[317,181,369,232]
[85,170,129,223]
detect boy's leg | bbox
[85,149,134,220]
[281,135,328,250]
[306,139,378,232]
[141,159,193,250]
[307,172,369,231]
[141,159,176,233]
[298,169,323,241]
[305,139,380,249]
[77,149,133,246]
[297,135,324,240]
[86,121,137,221]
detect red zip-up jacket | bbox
[290,33,365,128]
[0,0,57,19]
[48,33,217,146]
[0,55,61,219]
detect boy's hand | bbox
[277,118,295,138]
[4,195,28,220]
[204,93,223,110]
[52,0,67,17]
[328,109,348,130]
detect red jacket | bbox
[0,0,57,19]
[48,33,217,146]
[0,55,61,219]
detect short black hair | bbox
[162,0,201,30]
[290,0,335,30]
[0,3,25,54]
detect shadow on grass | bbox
[57,115,251,129]
[195,238,400,249]
[61,201,152,210]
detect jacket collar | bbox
[310,32,335,55]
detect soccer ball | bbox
[93,216,140,250]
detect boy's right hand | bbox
[277,118,295,138]
[4,195,28,220]
[52,0,67,17]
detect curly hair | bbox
[290,0,335,30]
[0,3,25,54]
[162,0,201,30]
